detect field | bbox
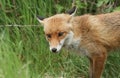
[0,0,120,78]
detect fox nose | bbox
[52,48,57,53]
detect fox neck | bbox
[64,31,74,45]
[64,31,81,50]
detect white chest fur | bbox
[63,31,90,56]
[63,31,80,51]
[65,38,80,50]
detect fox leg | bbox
[88,52,107,78]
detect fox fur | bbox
[37,7,120,78]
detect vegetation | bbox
[0,0,120,78]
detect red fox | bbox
[37,6,120,78]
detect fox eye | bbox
[46,34,51,38]
[58,32,64,37]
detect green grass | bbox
[0,0,120,78]
[0,26,89,78]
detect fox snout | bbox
[51,48,57,53]
[50,47,60,53]
[49,43,63,53]
[49,39,66,53]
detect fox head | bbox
[37,6,77,53]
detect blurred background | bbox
[0,0,120,78]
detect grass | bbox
[0,0,120,78]
[0,26,89,78]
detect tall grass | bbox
[0,0,120,78]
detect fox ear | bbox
[37,15,45,24]
[66,6,77,23]
[66,6,77,16]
